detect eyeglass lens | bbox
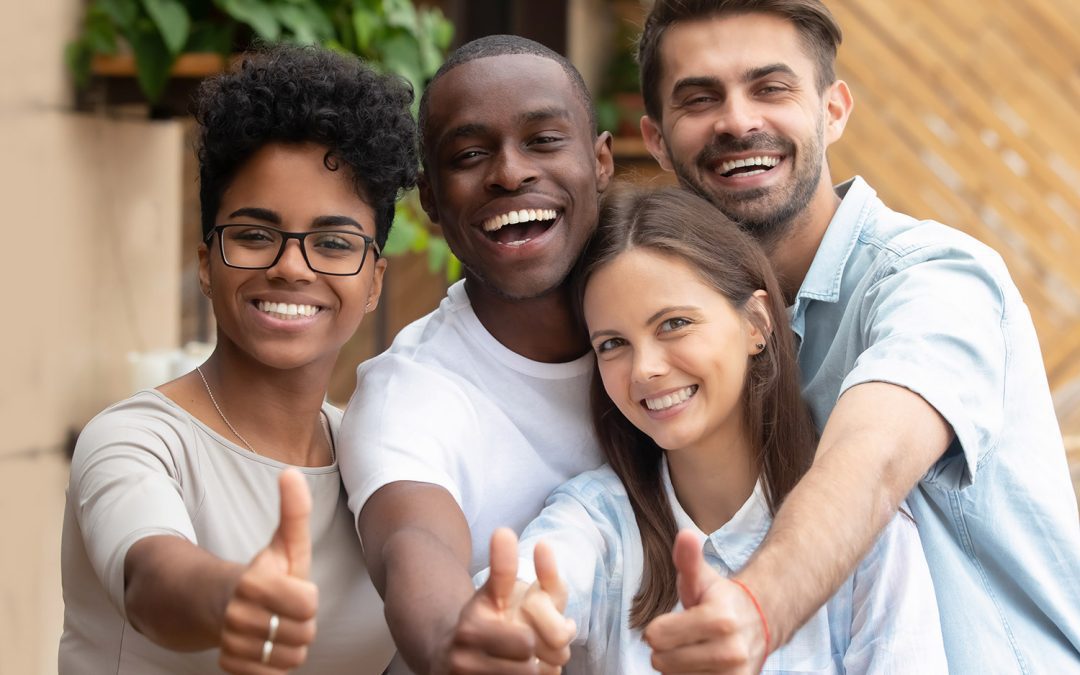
[220,225,370,275]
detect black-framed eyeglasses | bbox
[205,224,381,276]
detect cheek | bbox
[598,360,637,415]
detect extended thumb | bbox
[673,529,709,609]
[486,527,520,610]
[271,468,313,579]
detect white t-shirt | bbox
[59,390,394,674]
[339,280,604,573]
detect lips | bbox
[476,206,561,248]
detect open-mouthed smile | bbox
[479,208,560,247]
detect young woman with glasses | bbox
[59,45,417,674]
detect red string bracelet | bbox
[729,578,770,658]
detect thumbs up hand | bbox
[435,528,574,674]
[219,469,319,674]
[643,530,767,675]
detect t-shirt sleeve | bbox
[338,355,480,536]
[840,239,1009,490]
[843,508,948,673]
[68,404,198,618]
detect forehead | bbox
[658,13,815,87]
[423,54,588,145]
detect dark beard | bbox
[676,126,824,246]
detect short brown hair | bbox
[638,0,843,119]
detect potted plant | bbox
[67,0,458,278]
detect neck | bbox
[465,276,590,363]
[665,413,758,534]
[764,177,842,304]
[192,341,334,466]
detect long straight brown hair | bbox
[573,185,819,629]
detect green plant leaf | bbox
[277,2,334,44]
[83,7,121,53]
[351,5,380,55]
[426,235,448,274]
[141,0,190,55]
[445,249,461,282]
[65,40,94,89]
[383,209,421,256]
[98,0,139,28]
[383,0,417,32]
[218,0,280,41]
[379,32,423,97]
[127,19,175,102]
[186,21,234,53]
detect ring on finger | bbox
[261,639,274,665]
[267,613,280,642]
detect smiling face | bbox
[640,12,850,241]
[198,142,385,371]
[420,54,612,300]
[585,247,766,455]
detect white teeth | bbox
[256,301,320,319]
[482,208,558,232]
[718,155,780,175]
[644,385,697,411]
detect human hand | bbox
[219,469,319,674]
[644,530,768,674]
[434,528,575,675]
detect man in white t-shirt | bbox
[338,35,613,673]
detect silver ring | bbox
[261,639,273,665]
[267,613,280,642]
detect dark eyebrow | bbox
[438,123,490,153]
[745,63,798,83]
[589,328,620,342]
[671,76,721,98]
[646,305,699,325]
[228,207,280,224]
[311,215,365,232]
[670,64,799,99]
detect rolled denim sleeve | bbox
[840,239,1009,490]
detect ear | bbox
[594,130,614,193]
[744,289,773,354]
[823,80,853,147]
[640,115,674,172]
[364,257,388,314]
[197,242,212,298]
[418,171,440,224]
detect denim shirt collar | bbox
[662,459,770,572]
[788,176,876,336]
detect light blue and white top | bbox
[795,177,1080,672]
[489,463,947,674]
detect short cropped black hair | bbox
[417,34,596,165]
[194,44,419,248]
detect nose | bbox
[712,92,763,139]
[486,146,538,193]
[631,341,668,384]
[267,239,316,283]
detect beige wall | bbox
[0,1,185,672]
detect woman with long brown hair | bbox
[493,186,946,673]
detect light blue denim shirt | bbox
[794,177,1080,672]
[491,463,947,674]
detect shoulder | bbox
[546,465,631,521]
[858,209,1012,293]
[73,391,196,466]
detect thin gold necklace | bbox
[195,365,335,463]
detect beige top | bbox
[59,389,394,674]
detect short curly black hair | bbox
[194,44,419,248]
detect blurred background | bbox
[2,0,1077,671]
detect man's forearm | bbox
[381,528,477,673]
[736,447,902,647]
[736,382,952,649]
